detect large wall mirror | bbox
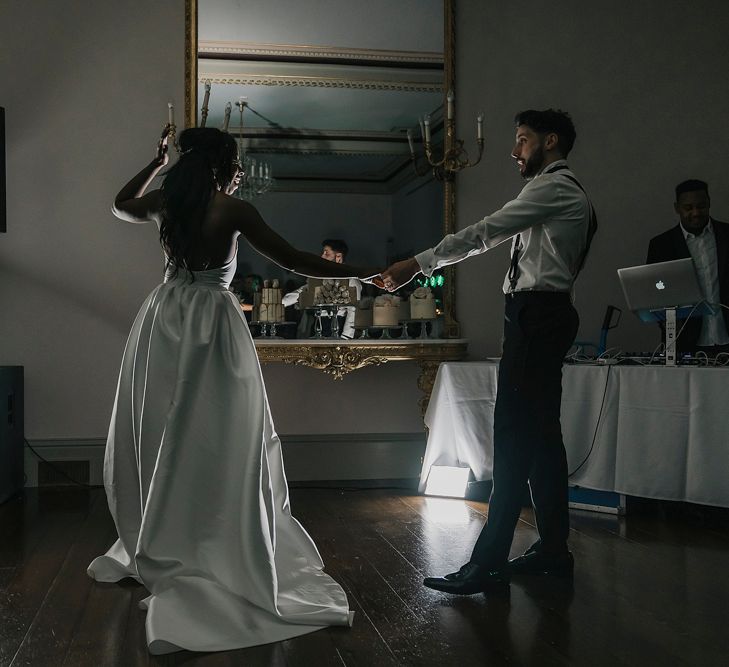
[184,0,459,346]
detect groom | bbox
[381,109,596,594]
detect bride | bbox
[87,125,381,654]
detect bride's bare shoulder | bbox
[214,193,264,229]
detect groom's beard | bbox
[522,144,545,179]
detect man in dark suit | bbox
[646,179,729,355]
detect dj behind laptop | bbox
[565,258,724,368]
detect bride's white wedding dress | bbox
[87,256,352,655]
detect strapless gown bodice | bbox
[163,254,237,290]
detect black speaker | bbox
[0,107,5,233]
[0,366,24,503]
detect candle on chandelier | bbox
[168,102,174,126]
[477,112,484,140]
[447,90,454,121]
[424,115,431,144]
[222,102,232,131]
[406,129,415,155]
[202,82,211,110]
[418,117,426,141]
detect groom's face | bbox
[321,245,343,263]
[512,124,547,179]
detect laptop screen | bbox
[617,258,703,312]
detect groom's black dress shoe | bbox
[508,549,574,577]
[423,562,510,595]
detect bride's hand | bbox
[154,124,171,167]
[359,268,386,288]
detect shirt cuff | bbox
[415,249,436,277]
[282,292,299,307]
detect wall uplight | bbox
[424,465,471,498]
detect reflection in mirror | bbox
[194,0,451,339]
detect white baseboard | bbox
[24,433,427,487]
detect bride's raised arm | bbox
[224,195,382,282]
[111,126,169,224]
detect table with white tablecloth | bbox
[421,361,729,508]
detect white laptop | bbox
[617,258,704,314]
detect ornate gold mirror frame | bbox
[183,0,464,389]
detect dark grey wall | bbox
[454,0,729,358]
[5,1,729,442]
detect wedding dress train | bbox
[88,257,352,654]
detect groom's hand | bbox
[381,257,421,291]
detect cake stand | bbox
[250,320,294,339]
[401,318,438,339]
[306,303,352,339]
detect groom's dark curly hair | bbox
[514,109,576,157]
[160,127,238,278]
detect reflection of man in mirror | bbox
[283,239,362,338]
[382,109,596,595]
[320,239,347,264]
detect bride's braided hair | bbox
[160,128,238,278]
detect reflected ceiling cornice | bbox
[199,74,441,92]
[198,40,443,68]
[198,58,443,92]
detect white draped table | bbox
[421,361,729,508]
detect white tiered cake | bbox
[354,297,373,328]
[373,295,401,327]
[409,286,437,319]
[253,280,284,322]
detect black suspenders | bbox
[507,165,597,292]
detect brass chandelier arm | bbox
[426,137,485,171]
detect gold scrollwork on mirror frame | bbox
[261,344,389,380]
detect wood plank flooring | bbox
[1,487,728,666]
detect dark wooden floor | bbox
[2,487,729,667]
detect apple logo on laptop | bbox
[656,280,666,290]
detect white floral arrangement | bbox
[373,294,401,307]
[410,286,432,300]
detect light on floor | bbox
[423,465,471,498]
[423,497,471,524]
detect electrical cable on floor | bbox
[24,438,95,489]
[568,364,611,478]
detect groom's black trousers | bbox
[470,291,579,568]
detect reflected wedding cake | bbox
[354,297,374,328]
[373,294,402,327]
[409,286,437,319]
[299,279,357,308]
[253,280,284,322]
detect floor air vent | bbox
[37,460,90,487]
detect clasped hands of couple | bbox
[370,257,421,293]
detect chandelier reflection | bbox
[200,82,274,200]
[230,98,274,200]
